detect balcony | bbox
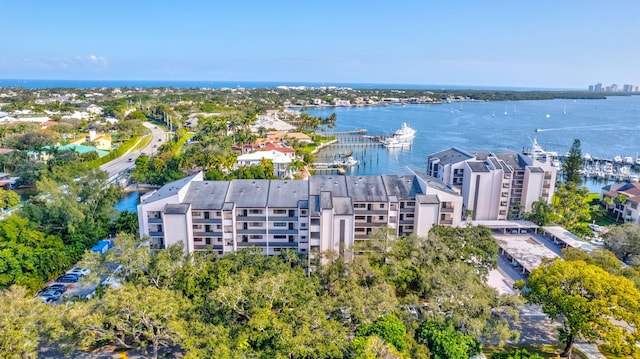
[354,209,388,215]
[148,231,163,237]
[269,229,299,235]
[267,242,299,248]
[148,217,162,224]
[268,216,298,222]
[439,220,453,225]
[193,231,223,237]
[440,207,454,213]
[236,215,266,221]
[236,229,267,235]
[194,244,223,251]
[192,218,222,224]
[237,242,267,247]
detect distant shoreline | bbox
[0,78,584,92]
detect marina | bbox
[305,95,640,192]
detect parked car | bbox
[588,223,602,232]
[39,292,60,303]
[37,288,63,297]
[55,275,79,283]
[44,284,68,294]
[66,267,91,277]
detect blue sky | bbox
[1,0,638,88]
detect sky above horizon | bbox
[1,1,638,89]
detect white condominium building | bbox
[137,172,462,256]
[427,148,557,220]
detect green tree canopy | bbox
[515,259,640,357]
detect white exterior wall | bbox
[137,193,180,238]
[521,169,545,212]
[332,215,355,251]
[163,210,194,254]
[319,207,335,253]
[414,202,438,236]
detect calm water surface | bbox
[305,96,640,192]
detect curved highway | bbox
[100,122,166,179]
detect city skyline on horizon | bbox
[1,1,639,89]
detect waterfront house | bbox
[601,182,640,224]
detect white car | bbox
[588,224,601,232]
[66,267,91,276]
[591,238,605,246]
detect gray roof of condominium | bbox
[225,179,271,207]
[309,176,348,197]
[428,147,475,165]
[346,176,388,202]
[495,152,528,170]
[467,161,491,172]
[382,174,421,199]
[412,171,459,195]
[164,203,191,215]
[183,181,231,209]
[418,194,440,204]
[529,166,544,173]
[267,180,309,207]
[143,173,200,203]
[333,197,354,215]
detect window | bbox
[216,211,221,217]
[354,203,366,208]
[273,209,287,214]
[355,216,366,220]
[249,209,263,214]
[405,213,414,219]
[192,211,202,217]
[355,228,365,233]
[379,204,385,209]
[250,235,262,240]
[249,222,263,227]
[274,222,286,227]
[406,201,415,207]
[379,216,385,220]
[205,238,211,245]
[193,224,202,230]
[274,235,286,240]
[194,237,203,242]
[300,210,308,216]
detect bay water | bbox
[305,96,640,193]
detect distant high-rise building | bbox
[623,84,633,92]
[588,85,594,92]
[610,84,619,92]
[594,83,603,92]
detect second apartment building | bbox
[427,148,557,220]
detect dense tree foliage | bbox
[604,223,640,263]
[2,225,522,357]
[416,319,480,359]
[516,259,640,357]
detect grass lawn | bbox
[483,344,588,359]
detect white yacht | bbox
[393,123,416,141]
[382,137,411,148]
[614,155,623,164]
[583,153,592,161]
[333,156,359,167]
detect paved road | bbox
[99,123,166,179]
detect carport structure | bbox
[495,235,559,275]
[471,220,540,235]
[541,226,595,252]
